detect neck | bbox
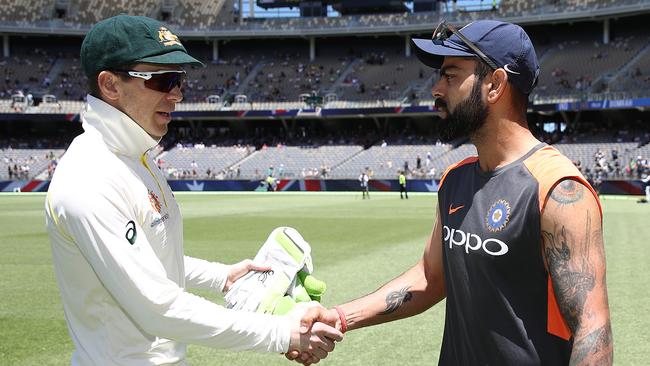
[472,115,541,172]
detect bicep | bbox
[541,179,613,362]
[422,205,445,300]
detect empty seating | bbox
[237,145,363,179]
[330,144,451,179]
[159,145,253,179]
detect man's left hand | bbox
[224,259,271,292]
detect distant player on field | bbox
[359,170,370,199]
[291,20,612,366]
[45,15,340,366]
[398,170,408,199]
[639,173,650,203]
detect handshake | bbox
[285,302,344,365]
[225,227,345,364]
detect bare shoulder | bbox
[541,179,613,365]
[548,179,589,206]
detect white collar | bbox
[81,95,160,158]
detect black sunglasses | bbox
[432,21,498,70]
[111,69,186,93]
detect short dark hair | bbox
[87,73,100,98]
[87,64,135,98]
[474,60,528,114]
[474,60,492,81]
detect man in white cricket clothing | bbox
[45,15,341,366]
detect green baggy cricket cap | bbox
[81,14,204,77]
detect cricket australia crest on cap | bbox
[158,27,181,47]
[148,189,162,213]
[485,199,511,232]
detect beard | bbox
[435,78,488,143]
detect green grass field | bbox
[0,192,648,365]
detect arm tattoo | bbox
[542,215,595,331]
[379,286,413,315]
[571,321,613,365]
[550,180,584,205]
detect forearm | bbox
[570,319,613,366]
[337,258,444,331]
[141,289,291,353]
[184,255,230,292]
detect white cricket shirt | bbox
[45,95,290,365]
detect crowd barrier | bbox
[0,179,646,195]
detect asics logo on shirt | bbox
[443,225,509,256]
[125,220,137,245]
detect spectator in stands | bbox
[290,20,612,366]
[320,164,329,179]
[278,164,285,178]
[45,15,339,366]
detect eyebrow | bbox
[439,65,461,77]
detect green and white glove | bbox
[224,227,326,315]
[274,270,328,315]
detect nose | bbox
[167,85,183,103]
[431,77,445,99]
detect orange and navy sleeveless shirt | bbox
[436,143,601,365]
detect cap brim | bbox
[137,50,205,68]
[411,38,475,69]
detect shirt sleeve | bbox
[51,182,291,353]
[184,256,231,293]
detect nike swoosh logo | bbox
[449,204,465,215]
[503,64,521,75]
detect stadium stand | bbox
[158,144,253,179]
[70,0,161,25]
[534,28,650,97]
[236,145,364,179]
[1,148,64,180]
[171,0,227,30]
[329,144,449,179]
[1,1,650,185]
[0,0,53,23]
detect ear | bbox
[97,71,120,101]
[486,68,508,104]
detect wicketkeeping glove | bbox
[224,227,327,315]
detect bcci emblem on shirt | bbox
[485,199,511,232]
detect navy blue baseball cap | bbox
[411,20,540,94]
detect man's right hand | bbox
[286,305,341,365]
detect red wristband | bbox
[334,306,347,333]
